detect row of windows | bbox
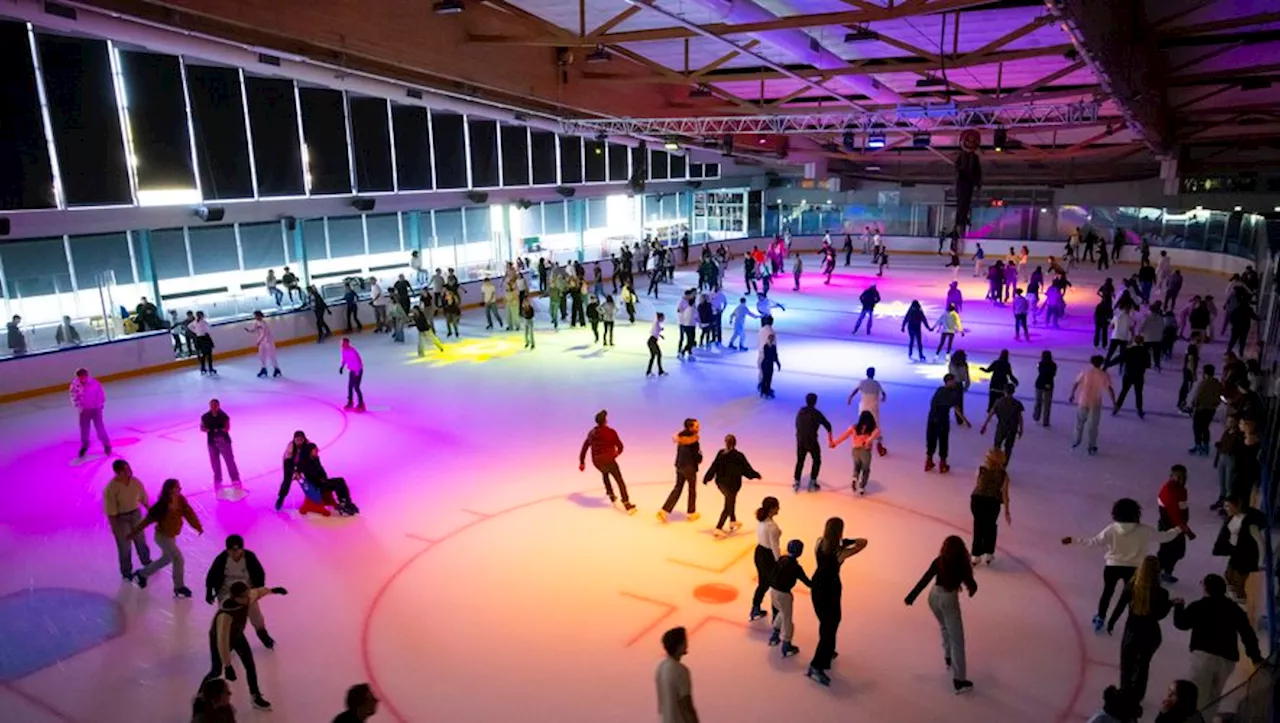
[0,19,721,211]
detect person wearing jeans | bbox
[201,399,241,492]
[132,478,204,596]
[659,419,702,523]
[70,368,111,458]
[969,449,1011,565]
[339,338,365,411]
[578,410,635,513]
[1172,573,1263,718]
[905,536,978,694]
[1069,355,1115,455]
[103,459,151,581]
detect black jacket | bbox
[1173,595,1261,663]
[795,405,833,443]
[205,550,265,601]
[702,449,761,491]
[859,288,881,309]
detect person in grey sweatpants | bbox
[905,536,978,694]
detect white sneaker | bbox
[728,521,743,532]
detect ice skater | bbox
[339,338,365,411]
[791,253,803,291]
[1012,289,1030,340]
[831,411,880,495]
[793,393,833,491]
[925,374,970,474]
[768,539,810,658]
[759,333,780,398]
[191,311,216,374]
[1069,355,1116,456]
[131,478,204,597]
[901,301,932,362]
[979,386,1024,462]
[104,459,152,581]
[748,496,780,620]
[846,367,888,456]
[411,304,445,357]
[204,535,275,649]
[658,419,702,523]
[726,297,757,351]
[934,304,966,360]
[70,368,110,458]
[851,284,880,335]
[946,282,964,313]
[969,448,1011,566]
[578,410,635,513]
[1111,556,1171,702]
[1109,335,1150,419]
[656,627,698,723]
[200,399,241,492]
[646,313,667,377]
[1155,465,1191,583]
[806,518,868,686]
[1032,351,1057,427]
[1172,574,1262,718]
[904,535,978,694]
[201,582,289,711]
[972,243,985,277]
[700,435,761,541]
[945,249,961,279]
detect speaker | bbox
[283,216,297,231]
[352,197,376,212]
[555,186,575,198]
[196,206,225,223]
[466,191,489,204]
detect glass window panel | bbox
[69,233,134,289]
[607,143,629,182]
[238,221,285,270]
[521,204,543,236]
[392,105,432,191]
[468,118,499,188]
[434,208,463,246]
[302,218,328,260]
[669,154,687,179]
[0,21,55,210]
[559,135,583,184]
[501,125,530,187]
[530,131,556,186]
[0,237,70,297]
[544,201,566,235]
[298,87,352,195]
[704,163,721,178]
[649,150,670,181]
[464,207,491,242]
[150,228,190,280]
[119,51,196,195]
[431,111,466,189]
[366,213,401,254]
[688,162,704,179]
[586,197,607,230]
[327,215,366,258]
[349,96,394,192]
[37,34,131,206]
[245,76,304,196]
[188,225,239,274]
[185,65,254,200]
[584,140,606,182]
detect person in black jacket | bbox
[1110,556,1171,704]
[1216,496,1266,603]
[768,539,811,658]
[204,534,273,649]
[794,393,833,492]
[658,419,701,523]
[1172,573,1263,717]
[851,284,881,335]
[1109,335,1151,418]
[702,434,762,537]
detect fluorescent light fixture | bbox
[137,188,202,207]
[866,165,881,172]
[664,141,680,151]
[915,76,945,88]
[866,132,886,149]
[1234,206,1242,211]
[1274,206,1280,212]
[1194,205,1203,210]
[1040,207,1048,213]
[433,0,464,14]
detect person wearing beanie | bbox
[204,535,274,649]
[578,411,635,513]
[767,538,811,658]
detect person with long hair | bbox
[1062,498,1191,633]
[970,449,1011,566]
[901,300,933,362]
[275,430,359,515]
[905,536,978,694]
[191,677,235,723]
[130,478,203,597]
[200,581,289,712]
[805,517,868,686]
[1152,680,1201,723]
[1110,556,1173,703]
[979,349,1019,413]
[830,411,880,495]
[846,367,889,457]
[702,435,761,540]
[747,495,780,621]
[934,303,966,360]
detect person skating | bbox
[131,478,204,596]
[310,286,333,342]
[244,311,281,377]
[905,535,978,694]
[979,386,1024,462]
[342,282,363,333]
[727,297,757,351]
[846,367,888,457]
[369,277,389,333]
[1108,555,1172,706]
[332,683,380,723]
[791,253,803,291]
[793,393,833,492]
[1172,574,1263,718]
[587,295,601,344]
[676,289,697,360]
[700,435,762,541]
[520,297,536,349]
[1032,351,1057,427]
[276,430,359,514]
[601,295,616,346]
[768,538,811,658]
[658,419,702,523]
[646,313,668,377]
[758,333,780,398]
[695,294,714,348]
[1154,465,1191,583]
[830,411,880,495]
[979,349,1019,414]
[902,300,933,362]
[1070,355,1117,456]
[969,449,1011,566]
[925,374,970,474]
[200,582,288,711]
[621,282,638,324]
[339,338,365,412]
[1105,305,1135,367]
[441,290,461,338]
[204,534,275,650]
[851,284,881,335]
[201,399,242,493]
[1109,336,1151,419]
[934,304,966,360]
[578,410,635,513]
[70,368,111,458]
[1012,288,1030,340]
[1061,497,1191,633]
[1215,496,1265,603]
[481,277,499,330]
[806,518,868,686]
[104,459,152,581]
[411,304,444,357]
[656,626,699,723]
[841,234,853,266]
[191,311,217,375]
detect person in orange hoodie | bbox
[131,478,204,597]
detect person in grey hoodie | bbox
[1062,498,1193,633]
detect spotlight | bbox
[664,140,680,151]
[915,76,945,88]
[844,28,877,43]
[866,132,886,149]
[841,128,856,153]
[433,0,464,15]
[1234,205,1243,211]
[195,206,225,223]
[586,45,612,64]
[993,127,1007,152]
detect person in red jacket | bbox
[579,410,636,514]
[1156,464,1191,583]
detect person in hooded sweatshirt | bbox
[1062,497,1193,633]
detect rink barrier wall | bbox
[0,234,1253,402]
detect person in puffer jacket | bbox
[578,410,635,514]
[1062,497,1194,633]
[70,367,111,458]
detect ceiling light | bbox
[689,85,712,98]
[433,0,464,15]
[1234,205,1243,211]
[866,165,881,172]
[1195,205,1203,211]
[664,140,680,151]
[993,127,1008,152]
[915,76,945,88]
[844,28,877,43]
[1274,206,1280,212]
[866,132,886,149]
[586,45,612,64]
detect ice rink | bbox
[0,252,1260,722]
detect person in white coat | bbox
[1062,497,1193,633]
[70,368,110,458]
[244,311,280,378]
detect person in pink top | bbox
[1069,354,1117,456]
[830,411,881,495]
[70,367,111,458]
[339,338,365,411]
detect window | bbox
[559,135,583,184]
[586,198,608,230]
[501,125,530,187]
[392,105,432,191]
[704,163,721,178]
[463,207,491,242]
[37,34,131,206]
[607,143,629,182]
[150,228,191,280]
[327,215,366,259]
[530,131,557,186]
[349,96,394,192]
[185,65,254,200]
[468,118,499,188]
[521,204,543,236]
[1,237,71,299]
[649,150,670,180]
[238,221,286,271]
[245,76,304,196]
[298,87,352,195]
[302,218,328,261]
[544,201,567,235]
[584,140,606,182]
[69,233,135,289]
[0,21,55,210]
[431,112,466,189]
[669,154,687,180]
[119,51,197,201]
[434,208,463,245]
[188,225,240,275]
